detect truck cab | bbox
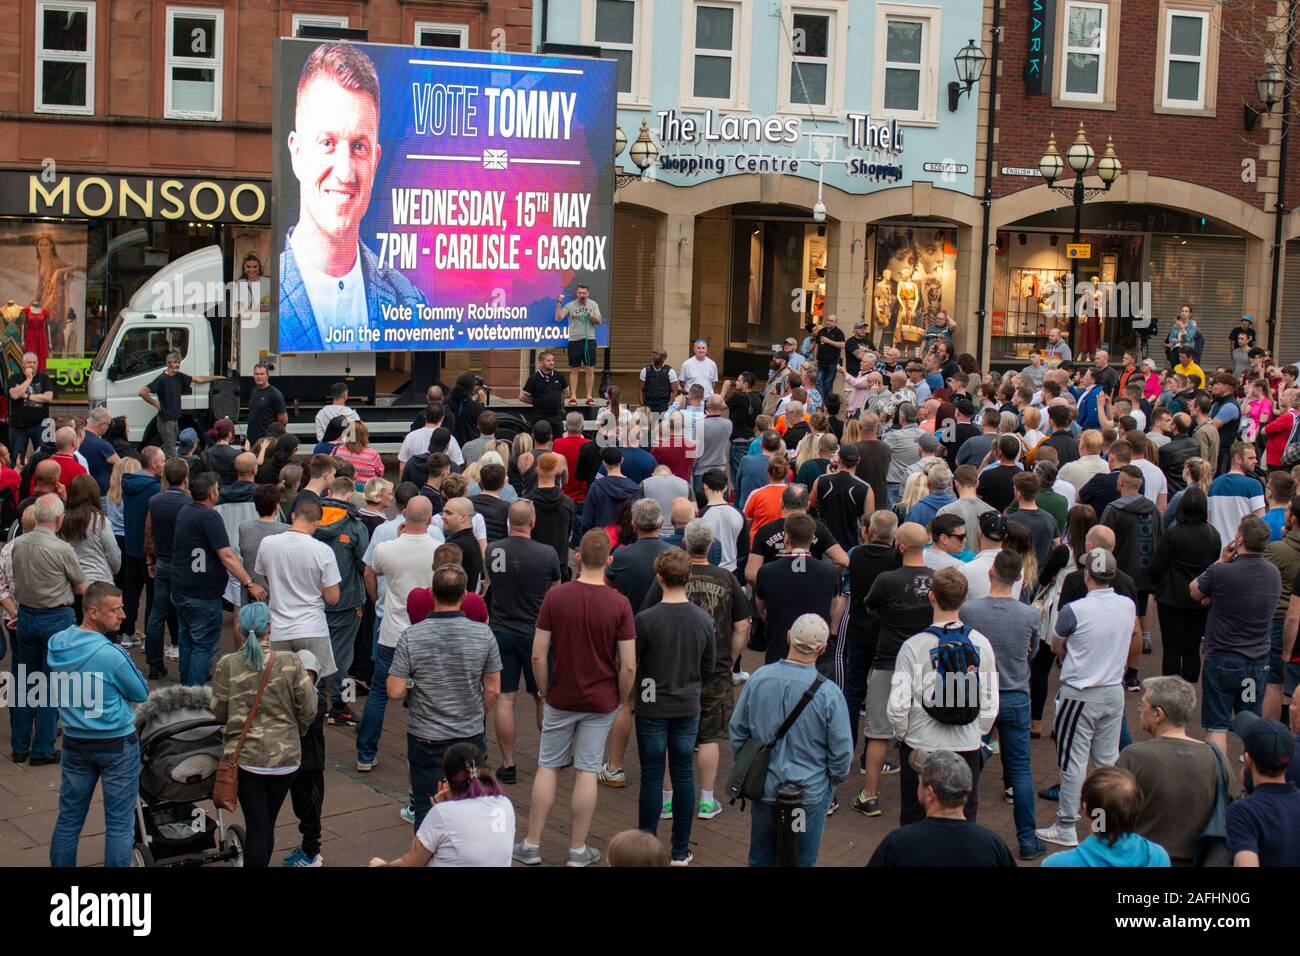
[88,245,223,442]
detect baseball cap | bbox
[1082,547,1118,583]
[296,649,320,677]
[788,613,830,653]
[913,749,973,799]
[978,511,1008,542]
[783,337,798,346]
[953,397,976,417]
[917,432,941,453]
[854,321,869,330]
[1232,711,1294,767]
[177,427,199,453]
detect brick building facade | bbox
[981,0,1300,368]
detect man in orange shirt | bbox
[743,455,791,543]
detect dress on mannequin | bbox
[1078,277,1103,356]
[22,304,49,368]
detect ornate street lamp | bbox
[948,38,988,111]
[615,120,658,190]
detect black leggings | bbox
[237,769,295,867]
[1156,603,1207,684]
[1030,642,1058,722]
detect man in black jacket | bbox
[525,452,575,579]
[1158,413,1199,494]
[1037,404,1081,466]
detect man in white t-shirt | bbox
[679,340,719,396]
[357,497,439,772]
[314,381,361,441]
[399,401,464,467]
[962,512,1022,602]
[1036,548,1138,849]
[255,496,342,678]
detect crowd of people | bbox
[8,312,1300,869]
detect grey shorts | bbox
[271,635,337,681]
[864,668,896,740]
[537,703,618,772]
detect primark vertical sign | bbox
[1025,0,1056,94]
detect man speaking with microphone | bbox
[556,283,603,405]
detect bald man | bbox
[50,426,87,489]
[440,497,483,594]
[485,499,563,780]
[694,394,734,497]
[357,496,440,770]
[662,497,696,549]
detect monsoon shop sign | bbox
[3,171,269,224]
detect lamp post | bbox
[615,120,659,190]
[1038,124,1122,349]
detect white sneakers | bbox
[1035,822,1079,847]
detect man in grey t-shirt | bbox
[555,283,603,405]
[958,549,1044,860]
[388,563,502,830]
[693,396,733,495]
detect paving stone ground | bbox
[0,608,1237,868]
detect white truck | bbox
[86,245,529,452]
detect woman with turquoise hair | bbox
[211,602,317,867]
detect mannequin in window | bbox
[62,307,79,359]
[22,299,49,369]
[0,300,23,384]
[1078,274,1103,358]
[874,268,894,337]
[895,267,921,343]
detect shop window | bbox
[415,21,468,48]
[1156,1,1219,116]
[872,4,941,124]
[778,5,845,114]
[1054,0,1119,110]
[867,226,958,355]
[728,219,825,353]
[292,13,349,35]
[685,2,743,107]
[35,0,95,115]
[165,6,223,121]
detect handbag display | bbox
[726,673,825,808]
[212,651,276,812]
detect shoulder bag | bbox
[726,673,825,808]
[1193,741,1234,867]
[212,651,276,812]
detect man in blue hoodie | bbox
[1071,366,1105,431]
[47,581,148,867]
[579,447,639,535]
[1042,766,1171,867]
[122,445,163,633]
[903,462,957,528]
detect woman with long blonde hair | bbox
[1164,457,1214,530]
[841,418,862,447]
[892,471,930,521]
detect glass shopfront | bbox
[727,211,828,353]
[866,222,959,355]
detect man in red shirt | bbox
[50,426,87,489]
[554,411,591,503]
[513,529,636,868]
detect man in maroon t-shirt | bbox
[512,528,636,868]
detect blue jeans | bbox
[729,440,749,490]
[635,714,700,859]
[8,423,41,462]
[817,363,838,399]
[995,690,1035,847]
[843,640,872,752]
[10,605,74,758]
[49,735,140,867]
[748,794,830,867]
[886,482,902,508]
[173,593,224,686]
[1201,652,1269,732]
[407,732,486,830]
[357,620,393,764]
[146,559,174,670]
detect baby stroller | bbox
[132,685,245,866]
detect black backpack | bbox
[920,624,983,726]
